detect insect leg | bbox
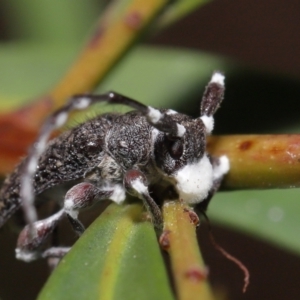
[64,182,115,236]
[15,209,65,262]
[124,169,163,230]
[199,72,225,134]
[42,247,71,260]
[19,98,100,229]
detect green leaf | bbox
[0,44,228,111]
[0,43,79,110]
[210,189,300,255]
[98,46,227,108]
[3,0,99,42]
[156,0,211,29]
[38,203,174,300]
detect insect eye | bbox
[167,138,183,159]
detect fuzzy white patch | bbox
[109,184,126,204]
[20,176,37,223]
[131,178,148,195]
[64,198,79,219]
[211,72,225,86]
[151,128,159,144]
[54,112,68,128]
[36,133,50,155]
[151,129,160,156]
[174,154,213,205]
[213,155,230,180]
[166,109,177,115]
[201,115,214,134]
[147,107,162,123]
[74,97,91,109]
[15,249,40,262]
[176,124,186,137]
[27,157,38,174]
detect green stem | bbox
[162,201,215,300]
[208,134,300,189]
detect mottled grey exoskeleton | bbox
[0,72,229,262]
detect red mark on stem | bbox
[159,230,171,251]
[185,267,208,282]
[239,140,252,151]
[183,208,200,227]
[270,146,283,155]
[89,26,105,48]
[124,11,143,30]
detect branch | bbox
[161,201,215,300]
[208,135,300,189]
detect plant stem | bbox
[162,201,215,300]
[208,134,300,189]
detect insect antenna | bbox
[199,71,225,134]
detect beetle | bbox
[0,72,229,262]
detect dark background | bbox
[152,0,300,78]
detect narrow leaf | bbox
[38,203,174,300]
[156,0,211,29]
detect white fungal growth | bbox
[64,199,79,219]
[201,115,214,134]
[176,124,186,137]
[27,157,38,174]
[166,109,177,115]
[54,112,68,128]
[211,72,225,86]
[74,97,91,109]
[15,249,40,262]
[147,107,162,123]
[174,154,213,205]
[109,184,126,204]
[131,178,148,195]
[213,155,230,180]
